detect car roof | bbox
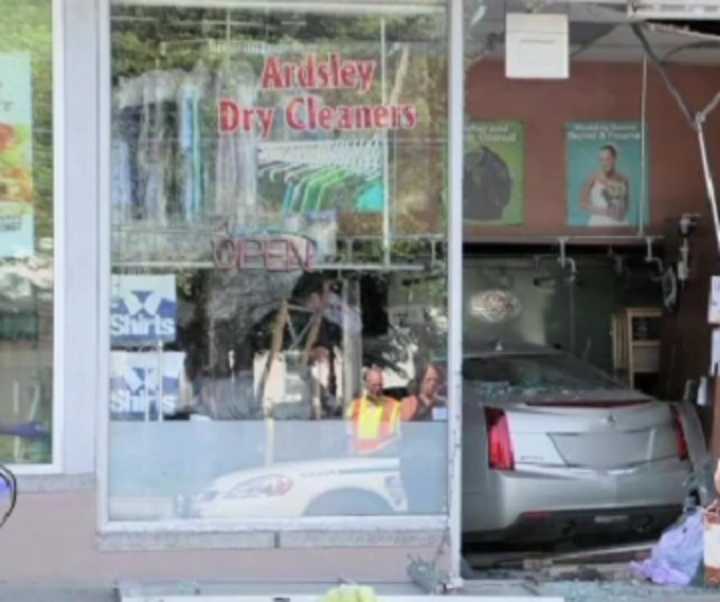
[448,340,564,361]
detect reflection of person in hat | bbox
[580,144,630,227]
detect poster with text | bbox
[0,53,34,257]
[567,122,649,228]
[110,351,186,418]
[463,121,525,226]
[111,274,178,346]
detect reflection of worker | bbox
[580,145,630,227]
[401,363,446,422]
[346,367,401,455]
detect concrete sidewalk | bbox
[0,580,716,602]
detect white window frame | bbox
[7,0,65,476]
[96,0,464,578]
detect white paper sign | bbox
[709,276,720,324]
[712,328,720,376]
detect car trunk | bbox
[501,398,681,470]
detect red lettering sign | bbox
[218,52,418,138]
[212,235,317,272]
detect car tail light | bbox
[485,408,515,471]
[671,407,689,461]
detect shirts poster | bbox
[0,53,34,257]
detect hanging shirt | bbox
[178,71,206,223]
[214,60,258,226]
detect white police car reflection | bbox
[188,457,407,518]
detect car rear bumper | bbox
[464,504,682,544]
[463,461,689,543]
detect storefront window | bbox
[0,0,54,466]
[108,1,449,522]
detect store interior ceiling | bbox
[465,1,720,65]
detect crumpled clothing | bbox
[630,508,704,586]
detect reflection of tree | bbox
[110,6,448,241]
[0,0,53,243]
[0,1,54,465]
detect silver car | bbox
[462,343,701,545]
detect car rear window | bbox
[463,354,622,394]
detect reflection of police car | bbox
[188,457,406,518]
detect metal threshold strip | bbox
[115,0,445,16]
[119,595,562,602]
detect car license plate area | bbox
[593,514,629,525]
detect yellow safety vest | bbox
[349,396,401,455]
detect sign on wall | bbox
[0,53,34,258]
[567,121,649,228]
[111,275,178,346]
[463,121,525,226]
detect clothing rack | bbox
[159,38,275,57]
[257,138,385,177]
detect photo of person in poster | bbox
[567,122,648,228]
[580,144,630,227]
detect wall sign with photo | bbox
[464,121,525,226]
[567,121,649,228]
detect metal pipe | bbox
[696,120,720,255]
[633,24,720,255]
[699,91,720,123]
[447,0,464,588]
[558,237,568,269]
[632,24,695,129]
[639,53,648,237]
[568,276,576,355]
[466,234,664,245]
[381,17,392,268]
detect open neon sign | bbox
[213,234,317,272]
